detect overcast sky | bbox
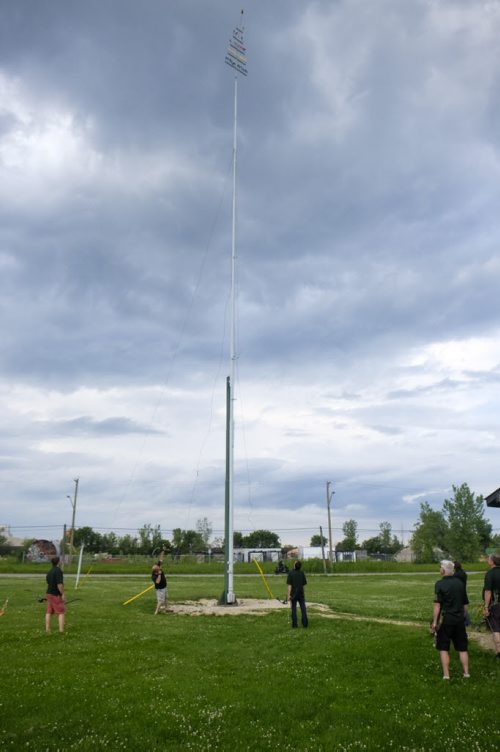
[1,0,499,548]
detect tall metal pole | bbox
[225,73,238,605]
[326,480,334,565]
[220,377,232,604]
[222,12,247,606]
[61,523,67,567]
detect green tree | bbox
[137,524,164,555]
[243,530,280,548]
[72,526,103,553]
[100,532,119,554]
[310,534,327,547]
[379,522,392,551]
[196,517,213,545]
[379,522,403,555]
[171,528,205,554]
[477,516,493,553]
[443,483,491,560]
[411,502,449,562]
[341,519,358,550]
[118,534,138,555]
[361,523,402,556]
[0,527,9,556]
[360,535,382,555]
[233,531,244,548]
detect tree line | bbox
[70,520,213,556]
[411,483,498,562]
[311,519,404,556]
[311,483,499,562]
[5,482,498,562]
[67,523,282,556]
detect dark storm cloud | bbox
[2,0,499,385]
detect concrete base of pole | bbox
[218,591,238,606]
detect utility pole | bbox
[61,523,67,567]
[67,477,79,562]
[320,525,327,574]
[326,480,335,565]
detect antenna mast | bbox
[220,11,247,605]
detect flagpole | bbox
[226,71,238,604]
[220,12,247,606]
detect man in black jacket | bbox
[287,560,308,629]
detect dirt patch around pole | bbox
[168,598,287,616]
[165,598,496,652]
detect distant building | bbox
[287,546,357,562]
[234,548,281,563]
[485,488,500,508]
[395,546,416,563]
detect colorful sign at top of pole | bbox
[225,10,247,77]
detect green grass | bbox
[0,574,498,751]
[0,556,489,575]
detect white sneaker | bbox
[463,673,470,678]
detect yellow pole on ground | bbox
[252,558,276,600]
[122,583,154,606]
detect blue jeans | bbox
[291,596,308,628]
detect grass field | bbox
[1,573,498,751]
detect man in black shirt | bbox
[483,553,500,658]
[45,556,65,633]
[287,560,308,628]
[432,559,469,679]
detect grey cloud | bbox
[35,416,164,437]
[368,425,403,436]
[387,379,466,399]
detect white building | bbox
[234,548,281,563]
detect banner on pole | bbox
[225,13,248,77]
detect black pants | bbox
[291,596,308,628]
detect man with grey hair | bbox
[431,559,469,679]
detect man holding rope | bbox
[483,553,500,659]
[151,561,167,615]
[45,556,65,634]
